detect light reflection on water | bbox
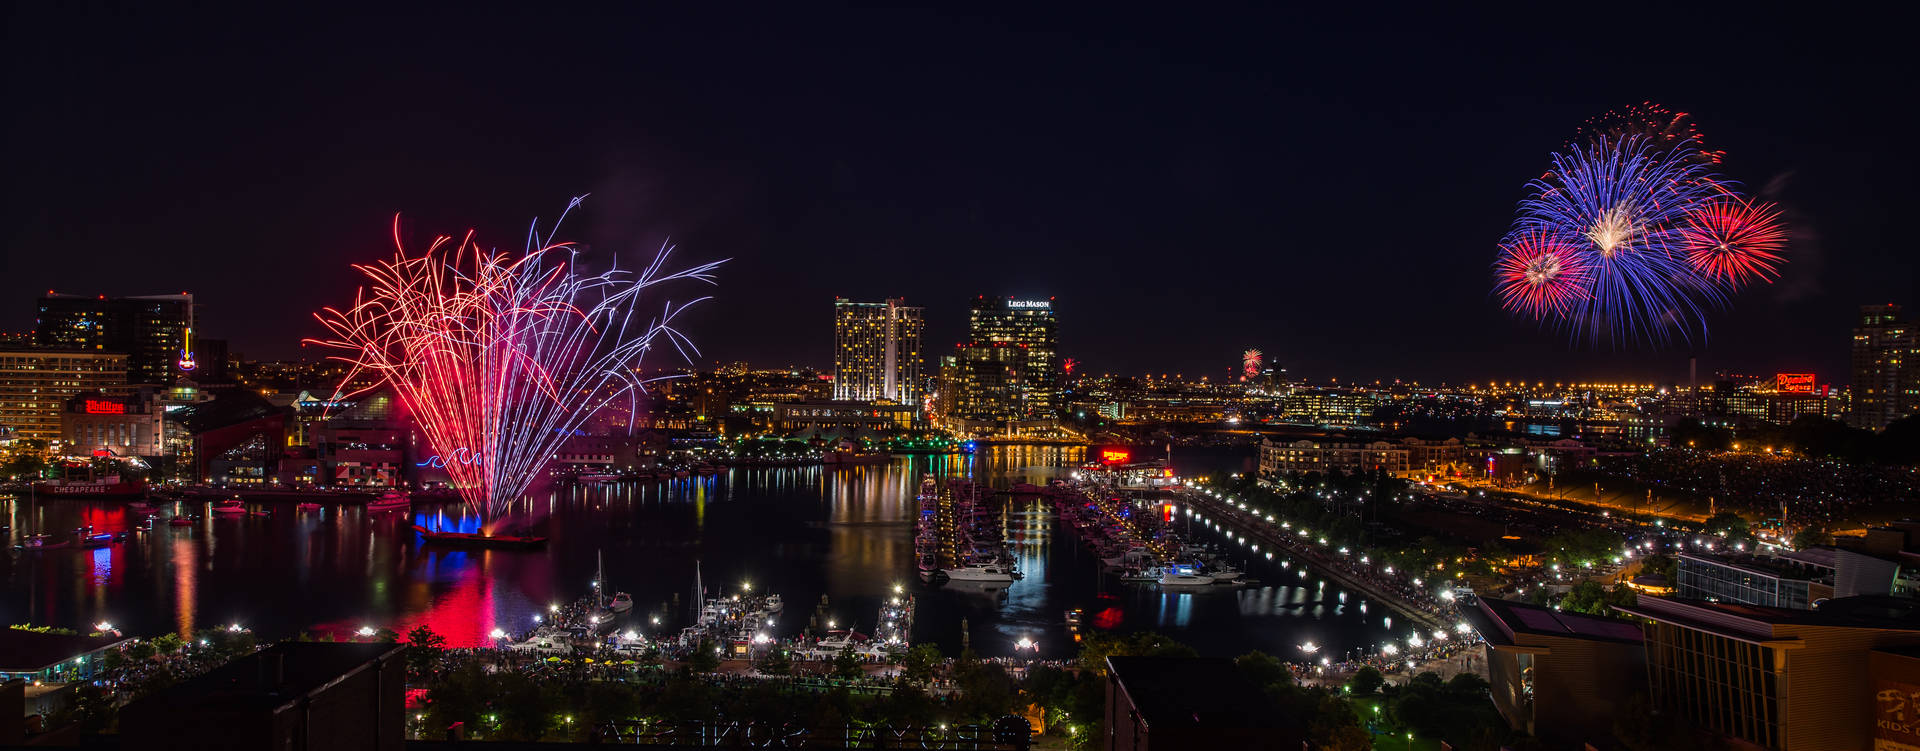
[0,446,1398,658]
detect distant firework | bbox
[1495,109,1786,346]
[1573,101,1724,165]
[309,197,724,520]
[1242,349,1262,381]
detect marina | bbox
[0,447,1398,659]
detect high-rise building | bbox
[1849,303,1917,430]
[0,349,129,442]
[35,293,195,385]
[947,297,1058,421]
[831,298,923,403]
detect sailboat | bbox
[597,550,634,614]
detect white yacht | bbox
[1157,572,1216,586]
[942,562,1017,582]
[508,629,573,655]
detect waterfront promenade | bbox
[1173,489,1452,634]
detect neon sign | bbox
[416,447,481,469]
[1006,300,1051,309]
[1099,447,1131,465]
[1776,373,1815,394]
[84,399,126,415]
[177,326,196,372]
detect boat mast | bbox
[597,550,606,609]
[692,559,703,623]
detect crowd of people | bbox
[1596,448,1920,525]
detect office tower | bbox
[0,349,129,441]
[35,293,194,385]
[1849,303,1916,430]
[957,296,1058,419]
[832,298,924,403]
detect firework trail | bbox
[1495,109,1786,345]
[309,196,724,520]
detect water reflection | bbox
[1,446,1402,658]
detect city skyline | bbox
[5,6,1913,383]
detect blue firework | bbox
[1505,135,1732,346]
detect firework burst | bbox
[1494,231,1590,320]
[1680,196,1788,285]
[309,197,724,520]
[1496,110,1787,346]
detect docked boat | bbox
[296,502,322,511]
[1157,572,1216,587]
[211,499,248,515]
[942,562,1018,583]
[169,515,196,526]
[763,594,783,613]
[412,525,547,548]
[576,473,621,483]
[367,489,411,511]
[605,592,634,613]
[507,628,574,655]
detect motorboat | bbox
[1157,572,1216,587]
[169,516,196,526]
[367,489,411,511]
[942,563,1017,583]
[763,594,783,613]
[211,499,248,515]
[508,629,574,656]
[1207,563,1247,583]
[606,592,634,613]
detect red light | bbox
[1775,373,1815,394]
[1099,447,1131,465]
[84,399,126,414]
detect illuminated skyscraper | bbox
[35,293,194,385]
[947,297,1058,421]
[1849,303,1917,430]
[832,298,924,403]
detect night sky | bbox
[5,5,1913,384]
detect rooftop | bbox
[1468,597,1643,646]
[120,642,403,715]
[1106,657,1296,732]
[1615,595,1920,639]
[0,629,131,674]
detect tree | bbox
[407,625,448,679]
[1792,526,1833,549]
[1234,651,1290,691]
[897,643,942,684]
[688,638,721,673]
[831,644,865,681]
[1306,693,1370,751]
[1077,631,1197,676]
[1703,512,1751,541]
[150,633,184,653]
[756,647,793,676]
[371,627,401,644]
[1347,665,1385,695]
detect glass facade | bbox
[1643,621,1783,750]
[1677,555,1813,609]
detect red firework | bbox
[1495,232,1590,320]
[1681,198,1787,285]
